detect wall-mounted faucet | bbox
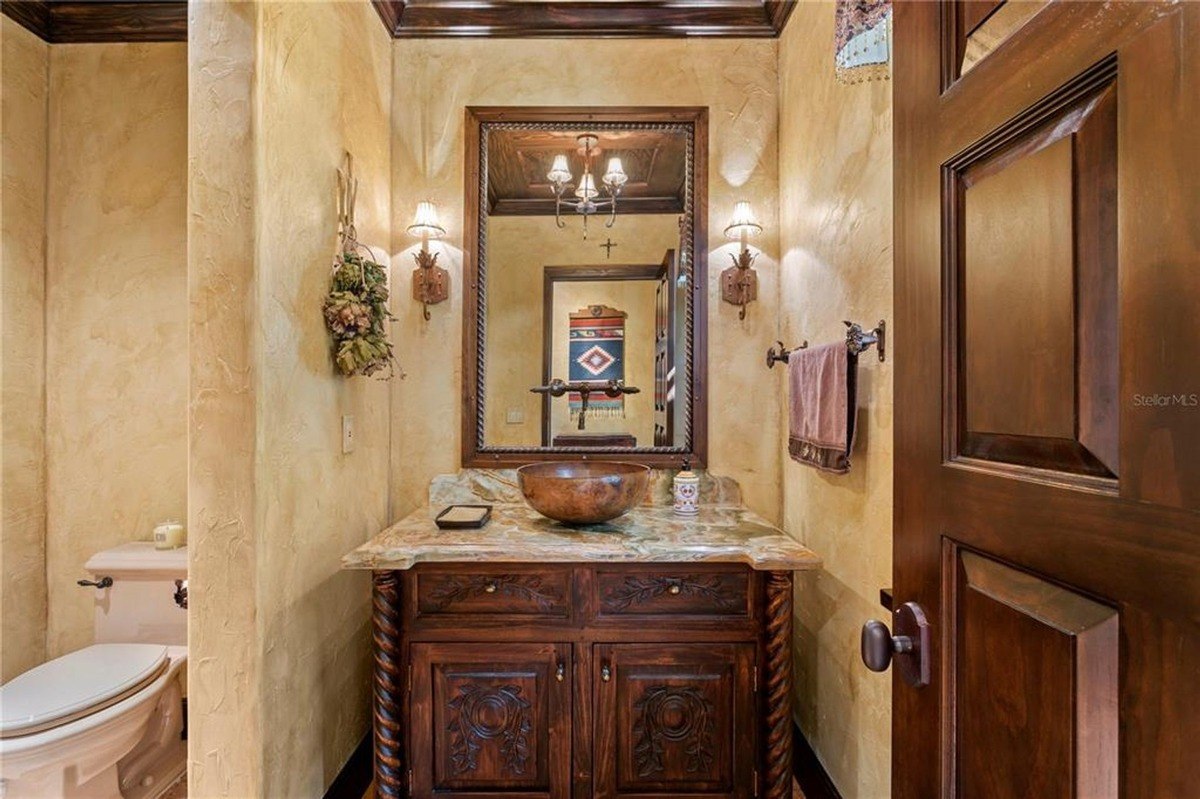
[530,379,640,430]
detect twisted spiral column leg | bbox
[764,570,794,799]
[373,571,406,798]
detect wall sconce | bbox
[721,201,763,320]
[408,201,448,320]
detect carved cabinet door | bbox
[410,642,571,798]
[593,643,756,798]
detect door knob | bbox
[860,601,931,688]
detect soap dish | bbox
[434,504,493,530]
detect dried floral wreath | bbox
[323,249,396,377]
[322,152,399,378]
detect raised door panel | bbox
[945,64,1119,485]
[410,642,571,798]
[949,546,1118,798]
[948,0,1050,83]
[594,642,755,798]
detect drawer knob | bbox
[668,584,681,595]
[484,581,498,593]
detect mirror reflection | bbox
[482,125,691,450]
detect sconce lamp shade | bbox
[724,201,763,240]
[547,154,572,185]
[407,201,446,239]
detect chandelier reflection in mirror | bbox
[546,134,628,239]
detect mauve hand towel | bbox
[788,342,858,473]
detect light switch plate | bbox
[342,414,355,454]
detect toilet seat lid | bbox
[0,643,169,738]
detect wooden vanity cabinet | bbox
[372,563,794,799]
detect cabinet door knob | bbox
[555,661,566,682]
[600,662,612,682]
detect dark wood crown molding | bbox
[1,1,185,43]
[372,1,796,39]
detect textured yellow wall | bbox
[0,17,49,682]
[255,1,392,793]
[485,213,677,446]
[778,5,894,797]
[390,39,783,521]
[43,42,188,659]
[188,1,393,795]
[187,1,262,794]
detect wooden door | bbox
[409,642,571,798]
[594,642,756,798]
[892,2,1200,798]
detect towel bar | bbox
[766,340,807,368]
[766,320,886,368]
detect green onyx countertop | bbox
[342,470,821,573]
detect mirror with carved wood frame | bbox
[462,106,708,467]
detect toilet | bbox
[0,544,187,799]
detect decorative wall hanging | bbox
[835,0,892,84]
[322,152,399,378]
[568,304,627,418]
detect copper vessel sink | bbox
[516,461,651,525]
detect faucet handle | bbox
[77,576,114,589]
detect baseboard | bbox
[324,732,373,799]
[793,721,843,799]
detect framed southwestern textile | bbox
[568,304,626,418]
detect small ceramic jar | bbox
[673,463,700,516]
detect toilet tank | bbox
[84,543,187,646]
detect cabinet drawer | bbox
[594,568,751,619]
[415,567,572,620]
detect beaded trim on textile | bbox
[835,0,892,85]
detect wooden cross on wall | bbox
[599,238,619,259]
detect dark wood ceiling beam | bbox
[377,1,797,39]
[1,0,186,43]
[489,196,685,217]
[1,0,49,39]
[764,1,796,34]
[372,0,404,35]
